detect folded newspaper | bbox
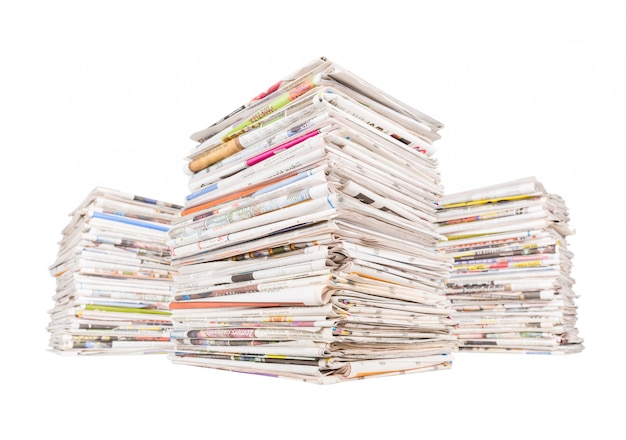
[47,187,182,355]
[168,56,457,383]
[436,177,584,354]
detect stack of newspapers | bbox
[436,177,584,354]
[48,187,182,355]
[167,57,458,383]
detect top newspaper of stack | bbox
[173,58,443,264]
[174,56,447,265]
[185,56,443,176]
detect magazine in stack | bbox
[167,56,458,383]
[48,187,182,355]
[436,177,584,354]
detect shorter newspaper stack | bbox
[167,57,457,383]
[48,187,182,354]
[436,177,584,354]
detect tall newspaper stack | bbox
[167,57,457,383]
[435,177,584,354]
[48,187,182,355]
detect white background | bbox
[2,1,624,438]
